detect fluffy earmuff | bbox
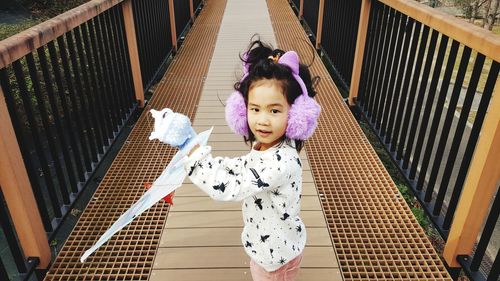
[225,90,249,137]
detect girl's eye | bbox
[250,108,259,112]
[271,109,280,114]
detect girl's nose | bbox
[257,114,270,126]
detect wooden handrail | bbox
[0,0,123,69]
[379,0,500,62]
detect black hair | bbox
[234,39,319,152]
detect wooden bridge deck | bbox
[44,0,452,280]
[150,1,340,279]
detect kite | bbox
[81,108,212,262]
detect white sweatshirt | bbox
[183,141,306,272]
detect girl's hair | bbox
[234,39,319,152]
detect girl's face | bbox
[247,79,290,151]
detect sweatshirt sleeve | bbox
[183,145,291,201]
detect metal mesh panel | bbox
[302,0,319,37]
[269,0,452,280]
[43,0,226,280]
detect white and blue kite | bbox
[81,108,212,262]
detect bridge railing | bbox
[0,0,202,280]
[295,0,500,280]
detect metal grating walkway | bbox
[43,0,453,280]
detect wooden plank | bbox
[160,227,332,247]
[165,211,243,228]
[202,133,243,142]
[206,141,252,151]
[161,227,242,247]
[170,197,241,211]
[150,268,342,281]
[154,246,338,268]
[193,118,228,126]
[195,101,230,108]
[165,210,328,228]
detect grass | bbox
[0,18,43,41]
[492,25,500,35]
[0,0,88,41]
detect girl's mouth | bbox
[256,129,271,137]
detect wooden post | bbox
[189,0,194,22]
[349,0,372,106]
[0,87,51,268]
[169,0,178,52]
[122,0,145,108]
[315,0,325,49]
[299,0,304,18]
[443,83,500,268]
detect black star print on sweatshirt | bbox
[183,142,306,272]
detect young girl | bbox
[184,40,320,281]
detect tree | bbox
[482,0,492,27]
[485,0,499,30]
[454,0,490,22]
[21,1,54,7]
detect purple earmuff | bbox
[225,51,321,140]
[225,90,249,137]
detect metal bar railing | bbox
[1,189,31,279]
[302,0,319,39]
[351,0,500,280]
[290,0,301,16]
[0,3,139,238]
[73,25,106,155]
[0,0,204,279]
[193,0,203,16]
[294,0,500,279]
[37,44,80,191]
[132,0,173,91]
[174,0,191,40]
[308,0,361,87]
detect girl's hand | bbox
[149,108,195,147]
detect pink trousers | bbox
[250,254,303,281]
